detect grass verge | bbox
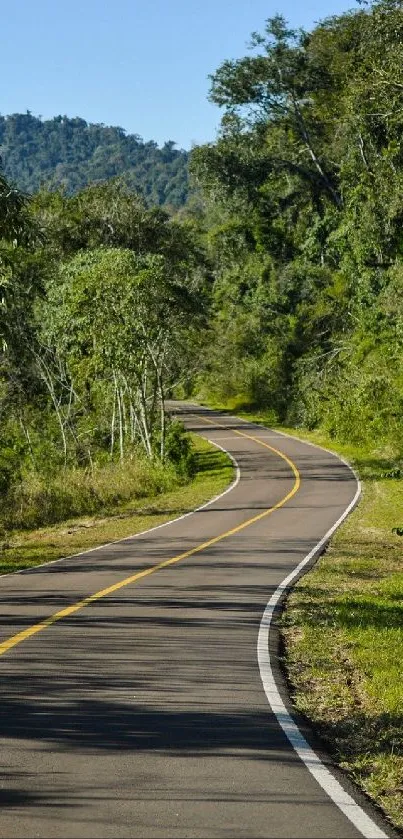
[0,433,233,575]
[278,427,403,833]
[200,399,403,831]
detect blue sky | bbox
[2,0,355,150]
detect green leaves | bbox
[39,241,206,462]
[0,113,189,207]
[191,1,403,454]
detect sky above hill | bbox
[3,0,356,150]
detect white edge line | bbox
[257,489,388,839]
[0,436,240,582]
[196,404,388,839]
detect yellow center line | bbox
[0,416,301,658]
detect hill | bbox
[0,112,189,207]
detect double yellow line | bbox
[0,417,300,658]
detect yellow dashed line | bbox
[0,415,300,657]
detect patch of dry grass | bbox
[0,434,233,574]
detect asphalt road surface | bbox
[0,405,393,838]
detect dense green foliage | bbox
[0,177,205,530]
[191,0,403,455]
[0,113,189,206]
[1,0,402,533]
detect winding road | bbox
[0,405,392,838]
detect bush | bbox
[164,420,195,477]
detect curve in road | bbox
[0,405,393,838]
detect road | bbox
[0,405,392,838]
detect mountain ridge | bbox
[0,112,189,207]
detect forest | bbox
[0,113,189,206]
[191,0,403,454]
[0,0,402,534]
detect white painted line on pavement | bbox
[255,453,388,838]
[195,405,388,838]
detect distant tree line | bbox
[0,113,189,207]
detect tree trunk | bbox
[116,385,124,463]
[110,376,117,459]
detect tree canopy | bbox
[190,0,403,449]
[0,0,402,530]
[0,113,189,207]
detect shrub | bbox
[164,420,195,477]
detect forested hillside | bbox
[191,1,403,453]
[0,113,189,206]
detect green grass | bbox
[0,433,233,574]
[198,399,403,831]
[276,428,403,832]
[4,451,183,532]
